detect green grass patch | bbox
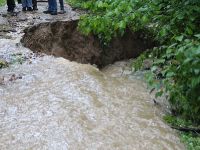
[0,0,5,6]
[181,132,200,150]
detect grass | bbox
[181,133,200,150]
[0,0,5,6]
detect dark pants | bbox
[7,0,16,11]
[32,0,37,8]
[59,0,64,10]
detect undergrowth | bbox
[164,115,200,150]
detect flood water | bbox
[0,3,185,150]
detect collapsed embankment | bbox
[21,20,154,67]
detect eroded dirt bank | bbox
[0,3,185,150]
[21,20,154,67]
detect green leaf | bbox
[118,21,126,29]
[155,90,163,98]
[194,34,200,39]
[166,72,175,78]
[160,28,167,37]
[175,35,184,42]
[186,27,193,35]
[142,15,148,23]
[151,66,158,72]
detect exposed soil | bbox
[21,20,154,67]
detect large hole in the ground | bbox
[21,20,154,68]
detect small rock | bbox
[0,76,5,85]
[9,74,15,81]
[0,16,9,25]
[0,59,9,68]
[143,59,153,70]
[18,18,28,22]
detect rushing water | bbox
[0,4,185,150]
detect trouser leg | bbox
[48,0,51,11]
[59,0,64,10]
[32,0,37,9]
[7,0,16,11]
[27,0,32,7]
[22,0,27,7]
[49,0,57,12]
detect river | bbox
[0,3,185,150]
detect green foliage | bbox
[164,115,194,128]
[181,132,200,150]
[10,53,26,65]
[164,115,200,150]
[146,37,200,123]
[0,0,5,6]
[67,0,200,124]
[0,53,26,70]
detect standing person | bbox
[6,0,16,13]
[43,0,57,15]
[32,0,38,10]
[58,0,66,14]
[22,0,33,11]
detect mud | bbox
[21,20,154,67]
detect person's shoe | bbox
[27,7,33,11]
[51,11,57,15]
[7,9,18,16]
[58,10,66,14]
[7,9,13,13]
[43,10,52,14]
[33,6,38,10]
[22,7,26,11]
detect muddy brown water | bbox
[0,3,185,150]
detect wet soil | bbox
[21,20,154,67]
[0,2,185,150]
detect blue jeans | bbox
[48,0,57,12]
[22,0,32,7]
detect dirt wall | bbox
[21,20,154,67]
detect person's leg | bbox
[50,0,57,15]
[59,0,64,10]
[43,0,52,13]
[48,0,52,11]
[32,0,38,10]
[22,0,27,11]
[58,0,66,14]
[43,0,57,14]
[7,0,16,12]
[26,0,33,11]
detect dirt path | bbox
[0,3,185,150]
